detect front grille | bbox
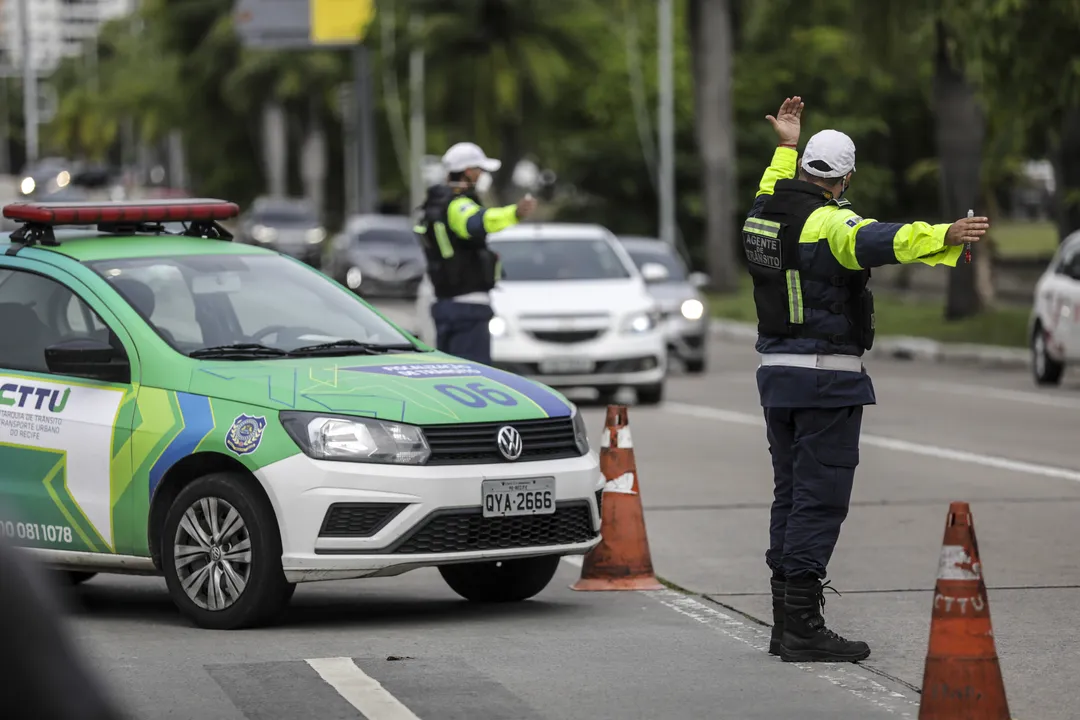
[319,503,407,537]
[682,333,705,349]
[393,501,596,554]
[423,416,581,465]
[529,330,602,344]
[491,356,659,377]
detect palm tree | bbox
[403,0,593,203]
[847,1,988,319]
[687,0,739,293]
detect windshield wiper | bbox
[288,340,421,357]
[189,343,289,359]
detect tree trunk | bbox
[1051,106,1080,241]
[689,0,739,293]
[932,21,987,320]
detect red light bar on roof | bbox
[2,198,240,226]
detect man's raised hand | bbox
[766,96,804,147]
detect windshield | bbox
[625,247,688,282]
[88,254,416,356]
[355,228,419,246]
[252,210,317,227]
[491,238,632,281]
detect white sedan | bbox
[1029,230,1080,385]
[416,223,668,404]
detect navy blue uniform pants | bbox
[764,405,862,581]
[431,299,494,365]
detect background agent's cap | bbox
[442,142,502,173]
[800,129,856,179]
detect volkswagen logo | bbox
[496,425,523,461]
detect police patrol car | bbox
[0,199,602,629]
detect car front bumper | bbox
[661,314,708,360]
[257,451,604,583]
[491,329,667,388]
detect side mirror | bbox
[688,271,710,289]
[44,338,129,383]
[640,262,670,283]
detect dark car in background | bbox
[325,214,426,299]
[618,235,711,374]
[235,196,326,268]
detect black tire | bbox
[161,472,295,630]
[438,555,561,602]
[684,357,707,375]
[595,387,620,406]
[53,570,96,586]
[1032,324,1065,386]
[66,571,97,585]
[636,382,665,406]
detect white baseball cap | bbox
[441,142,502,173]
[800,129,856,179]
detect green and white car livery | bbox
[0,199,602,629]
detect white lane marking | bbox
[907,380,1080,410]
[664,401,1080,485]
[306,657,421,720]
[645,589,918,717]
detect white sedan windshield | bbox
[89,253,414,354]
[492,239,632,281]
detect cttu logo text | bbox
[0,383,71,413]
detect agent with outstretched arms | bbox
[744,96,989,663]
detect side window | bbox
[0,268,120,375]
[1064,251,1080,281]
[104,264,203,345]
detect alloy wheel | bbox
[173,497,253,611]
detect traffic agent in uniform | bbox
[415,142,536,364]
[744,96,990,662]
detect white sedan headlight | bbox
[489,316,509,338]
[251,224,277,243]
[281,412,430,464]
[20,177,35,195]
[621,310,659,334]
[681,298,705,321]
[306,227,326,244]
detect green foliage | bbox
[34,0,1068,267]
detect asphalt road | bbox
[54,303,1080,720]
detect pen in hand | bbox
[965,209,973,264]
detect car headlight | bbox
[280,412,430,465]
[489,316,509,338]
[252,224,277,243]
[346,266,363,289]
[20,177,35,195]
[681,298,705,321]
[621,310,659,334]
[306,227,326,244]
[571,405,590,455]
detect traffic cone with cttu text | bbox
[571,405,663,591]
[918,501,1011,719]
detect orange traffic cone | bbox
[571,405,663,592]
[918,502,1010,719]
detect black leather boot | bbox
[769,574,785,655]
[780,577,870,663]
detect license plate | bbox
[539,358,595,374]
[482,477,556,518]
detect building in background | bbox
[1,0,135,73]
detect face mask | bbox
[476,171,493,194]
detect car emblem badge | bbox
[496,425,523,461]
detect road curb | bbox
[709,319,1030,370]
